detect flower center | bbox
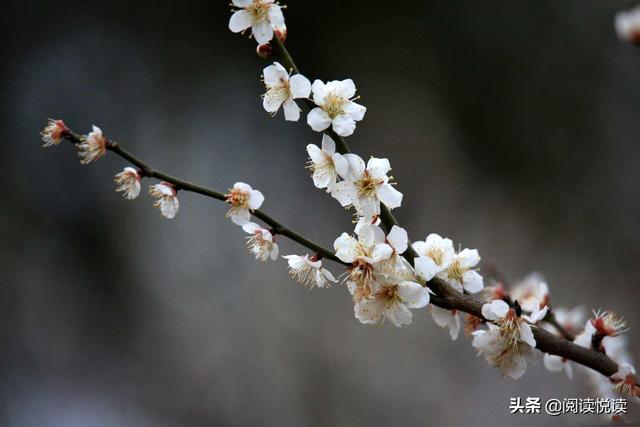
[498,309,521,350]
[378,284,400,306]
[248,2,270,23]
[427,247,444,265]
[226,188,250,208]
[446,259,467,283]
[356,173,382,201]
[323,91,347,119]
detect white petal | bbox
[248,190,264,209]
[343,101,366,121]
[386,225,408,254]
[331,114,356,137]
[330,181,356,207]
[343,153,365,180]
[398,281,429,309]
[320,134,336,154]
[376,184,403,209]
[307,108,331,132]
[332,153,349,179]
[267,5,285,29]
[366,157,391,179]
[231,208,251,225]
[355,299,383,324]
[414,256,440,281]
[333,233,358,263]
[543,354,564,373]
[462,270,484,293]
[282,98,300,121]
[519,323,536,348]
[337,79,356,98]
[233,182,252,192]
[506,355,528,380]
[311,80,326,104]
[289,74,311,99]
[263,62,288,86]
[252,21,273,44]
[306,144,324,163]
[229,10,252,33]
[322,268,337,283]
[482,300,510,320]
[371,243,393,263]
[242,222,261,234]
[459,248,481,268]
[449,314,461,340]
[386,303,413,327]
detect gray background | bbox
[2,1,640,426]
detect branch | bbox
[62,132,347,266]
[269,35,631,382]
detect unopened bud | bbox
[256,43,272,58]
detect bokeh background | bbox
[3,1,640,426]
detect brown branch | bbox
[270,36,633,382]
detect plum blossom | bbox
[413,233,455,282]
[306,134,348,192]
[591,309,628,338]
[334,223,393,302]
[611,363,640,398]
[228,0,285,45]
[472,299,545,379]
[225,182,264,225]
[41,119,70,147]
[615,6,640,45]
[307,79,366,137]
[114,167,141,200]
[510,272,549,313]
[542,306,585,337]
[283,254,337,289]
[77,125,107,165]
[262,62,311,121]
[331,154,402,219]
[438,248,483,294]
[242,222,279,261]
[431,306,460,340]
[149,182,179,219]
[354,277,429,327]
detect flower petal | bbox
[289,74,311,99]
[229,10,253,32]
[307,108,331,132]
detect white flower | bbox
[282,254,337,289]
[41,119,69,147]
[472,300,538,380]
[307,79,366,137]
[114,167,141,200]
[510,272,549,313]
[334,223,393,302]
[430,306,460,340]
[306,134,348,192]
[331,154,402,219]
[242,222,279,261]
[375,225,408,274]
[354,278,429,327]
[225,182,265,225]
[615,6,640,45]
[228,0,285,44]
[77,125,107,165]
[413,233,455,282]
[262,62,311,121]
[438,248,483,294]
[611,363,640,398]
[543,354,573,378]
[149,182,179,219]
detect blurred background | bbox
[3,0,640,425]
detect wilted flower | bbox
[331,154,402,219]
[354,277,429,327]
[472,300,545,379]
[262,62,311,121]
[114,167,141,200]
[228,0,285,44]
[242,222,279,261]
[77,125,107,165]
[431,306,460,340]
[306,134,348,192]
[225,182,264,225]
[149,182,179,218]
[510,272,549,313]
[283,254,336,289]
[41,119,70,147]
[307,79,366,137]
